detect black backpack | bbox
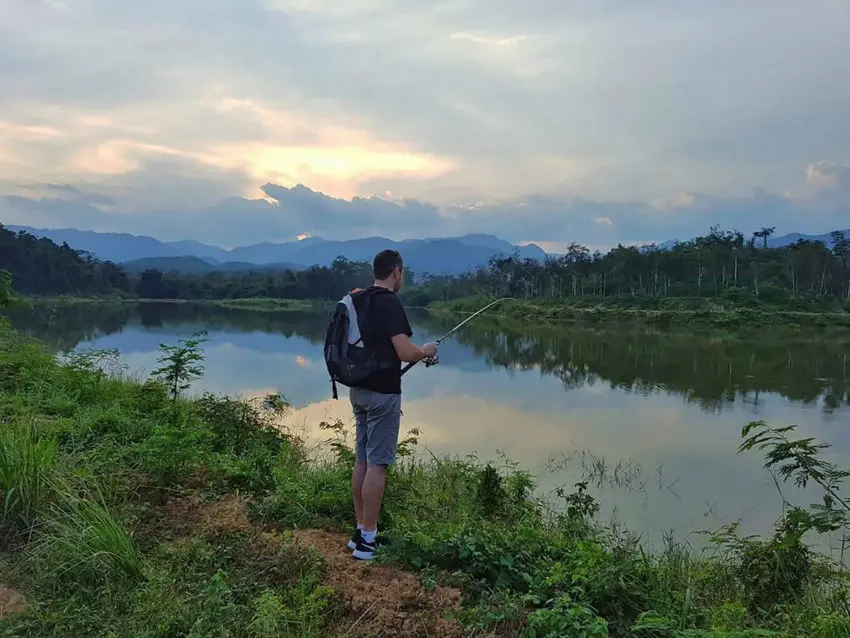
[324,287,394,398]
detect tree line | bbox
[3,222,850,308]
[0,224,130,296]
[414,226,850,308]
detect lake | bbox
[8,301,850,551]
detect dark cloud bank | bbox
[2,169,849,250]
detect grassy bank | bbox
[1,323,849,637]
[430,295,850,332]
[207,298,329,313]
[21,296,327,312]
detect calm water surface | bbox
[8,302,850,549]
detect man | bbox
[347,249,437,560]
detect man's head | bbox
[373,249,404,293]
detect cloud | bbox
[807,161,850,192]
[449,32,526,46]
[2,164,847,249]
[1,0,849,245]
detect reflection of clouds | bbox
[285,392,777,538]
[280,392,816,546]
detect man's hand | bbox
[392,335,439,363]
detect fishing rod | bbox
[401,297,514,376]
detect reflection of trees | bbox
[7,302,329,353]
[4,302,134,352]
[9,303,850,413]
[416,314,850,413]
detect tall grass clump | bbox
[30,493,144,588]
[0,422,58,532]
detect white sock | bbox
[362,529,377,544]
[356,522,364,530]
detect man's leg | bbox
[352,461,367,526]
[361,463,387,531]
[352,392,400,560]
[350,390,369,539]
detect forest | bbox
[413,227,850,308]
[2,222,850,309]
[0,224,130,296]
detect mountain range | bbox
[7,224,847,277]
[6,226,547,276]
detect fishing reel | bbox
[424,354,440,368]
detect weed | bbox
[30,494,144,589]
[0,422,57,531]
[522,599,609,637]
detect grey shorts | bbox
[350,387,401,466]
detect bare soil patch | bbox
[0,585,25,619]
[295,529,465,638]
[137,492,252,541]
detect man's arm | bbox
[390,334,433,363]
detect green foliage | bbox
[417,228,850,309]
[0,269,17,308]
[151,329,209,402]
[561,481,601,522]
[0,422,58,531]
[477,463,507,518]
[195,391,290,455]
[739,421,849,534]
[0,224,130,296]
[709,520,813,614]
[522,599,609,637]
[30,493,144,589]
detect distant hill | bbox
[657,228,849,251]
[8,226,547,276]
[121,256,214,275]
[768,229,849,248]
[121,256,304,275]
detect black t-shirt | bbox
[355,286,412,395]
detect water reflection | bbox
[4,301,849,545]
[10,302,847,414]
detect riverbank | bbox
[21,296,328,313]
[430,295,850,332]
[1,323,848,637]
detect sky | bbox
[0,0,848,251]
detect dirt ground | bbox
[0,585,26,619]
[140,493,468,636]
[294,529,465,638]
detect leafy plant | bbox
[151,330,209,402]
[249,590,288,638]
[522,599,609,637]
[560,481,601,522]
[187,570,239,638]
[738,421,849,535]
[477,463,507,518]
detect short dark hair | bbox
[373,249,403,280]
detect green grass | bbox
[0,319,848,637]
[207,298,327,313]
[430,295,850,332]
[0,422,58,531]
